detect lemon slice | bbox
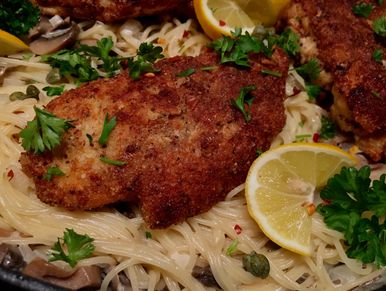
[245,143,356,256]
[0,29,29,56]
[193,0,291,39]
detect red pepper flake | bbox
[306,204,316,216]
[13,110,24,115]
[312,133,319,142]
[7,170,14,181]
[234,224,242,234]
[219,20,226,27]
[183,30,190,38]
[323,199,331,205]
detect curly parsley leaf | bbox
[295,58,321,82]
[352,3,373,18]
[231,85,257,122]
[43,85,65,97]
[319,116,336,139]
[0,0,40,37]
[317,166,386,267]
[49,229,95,268]
[373,16,386,36]
[43,166,65,181]
[272,28,300,57]
[20,106,75,154]
[98,113,116,146]
[128,43,164,80]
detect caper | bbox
[26,85,40,99]
[46,68,62,84]
[9,92,27,101]
[242,251,270,279]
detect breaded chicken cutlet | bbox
[31,0,192,22]
[20,50,289,228]
[286,0,386,161]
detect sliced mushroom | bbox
[29,23,79,55]
[28,15,71,41]
[28,16,54,41]
[24,258,101,290]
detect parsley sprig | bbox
[49,229,95,268]
[0,0,40,37]
[317,166,386,267]
[128,43,164,79]
[208,28,300,68]
[20,107,74,154]
[41,37,122,83]
[231,85,256,122]
[295,58,321,82]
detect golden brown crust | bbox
[20,51,288,228]
[32,0,191,22]
[287,0,386,161]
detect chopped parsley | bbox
[127,43,164,80]
[200,66,217,71]
[98,113,117,146]
[43,85,65,97]
[176,68,196,77]
[295,134,312,142]
[100,156,127,166]
[373,48,383,63]
[230,85,257,122]
[319,116,336,140]
[208,28,300,68]
[373,16,386,36]
[226,239,239,255]
[0,0,40,37]
[305,84,322,100]
[256,148,262,158]
[49,229,95,268]
[145,231,152,239]
[86,133,93,145]
[352,3,373,18]
[260,69,282,77]
[43,167,65,181]
[42,37,122,83]
[20,106,75,154]
[273,28,300,57]
[317,166,386,267]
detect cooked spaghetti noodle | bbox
[0,17,383,291]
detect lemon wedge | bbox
[245,143,356,256]
[0,29,29,56]
[193,0,291,39]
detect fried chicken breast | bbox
[286,0,386,161]
[32,0,192,22]
[20,50,288,228]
